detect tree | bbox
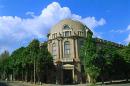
[95,42,118,84]
[28,39,40,84]
[120,43,130,63]
[0,50,10,80]
[119,42,130,81]
[10,47,26,80]
[37,42,54,83]
[0,39,54,83]
[80,33,100,84]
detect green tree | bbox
[0,50,10,80]
[0,39,54,83]
[37,42,54,83]
[119,42,130,81]
[80,33,100,84]
[28,39,40,83]
[95,42,118,84]
[120,43,130,63]
[10,47,26,80]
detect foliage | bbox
[80,33,100,84]
[119,42,130,63]
[0,39,53,83]
[80,37,130,84]
[0,37,130,84]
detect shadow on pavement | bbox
[0,82,8,86]
[105,81,130,85]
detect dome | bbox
[50,19,88,34]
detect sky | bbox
[0,0,130,53]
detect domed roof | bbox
[50,19,89,34]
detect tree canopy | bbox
[80,37,130,85]
[0,39,54,83]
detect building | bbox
[47,19,93,84]
[47,19,125,84]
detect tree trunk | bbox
[87,73,91,83]
[25,71,28,82]
[13,69,15,81]
[22,70,23,81]
[34,59,36,84]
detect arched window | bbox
[64,41,70,56]
[63,24,70,30]
[52,43,56,59]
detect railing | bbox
[61,58,73,62]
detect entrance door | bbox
[63,69,73,84]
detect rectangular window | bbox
[65,31,69,37]
[52,43,57,59]
[62,32,64,37]
[55,33,57,37]
[52,34,54,39]
[64,41,70,55]
[78,31,80,36]
[70,31,71,36]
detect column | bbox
[57,40,60,59]
[47,41,50,52]
[73,38,76,58]
[75,38,79,59]
[72,67,75,83]
[60,39,63,59]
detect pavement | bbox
[0,81,130,86]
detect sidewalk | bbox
[1,80,130,86]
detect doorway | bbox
[63,69,73,84]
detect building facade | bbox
[47,19,92,84]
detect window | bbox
[52,43,56,59]
[80,40,84,48]
[55,33,57,37]
[65,31,70,37]
[52,33,57,39]
[63,24,70,30]
[78,31,80,36]
[52,34,54,39]
[82,32,84,36]
[78,31,83,36]
[70,31,71,36]
[64,41,70,55]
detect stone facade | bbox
[47,19,92,84]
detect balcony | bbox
[61,58,73,62]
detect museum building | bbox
[47,19,92,84]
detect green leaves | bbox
[28,39,40,54]
[80,37,128,84]
[80,33,99,84]
[119,42,130,63]
[0,39,53,82]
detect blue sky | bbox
[0,0,130,53]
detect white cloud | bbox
[110,29,126,33]
[81,17,106,29]
[125,24,130,44]
[127,25,130,30]
[25,11,35,17]
[0,2,106,53]
[125,34,130,43]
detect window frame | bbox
[64,41,71,57]
[52,43,57,59]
